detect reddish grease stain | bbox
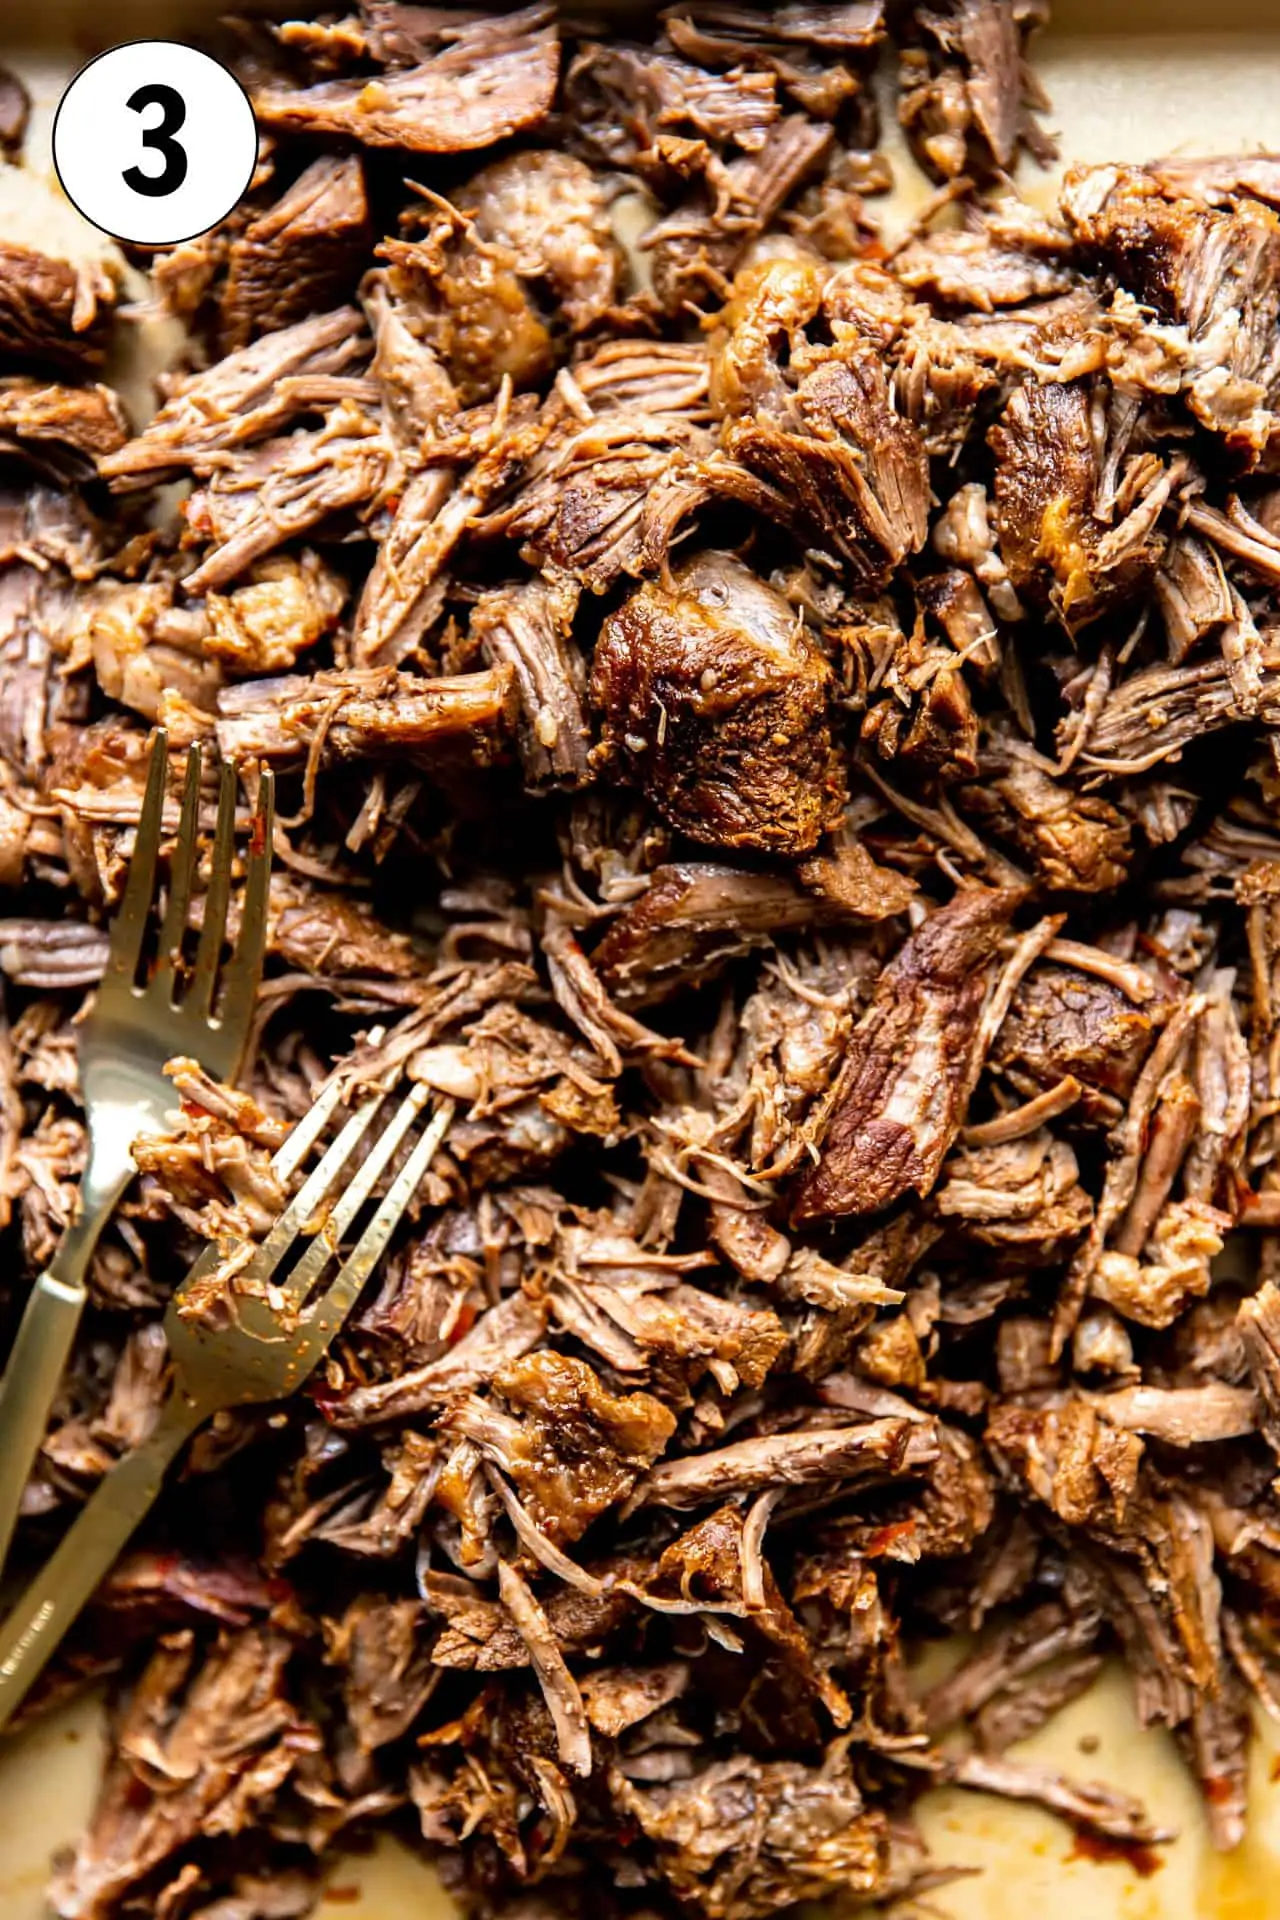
[863,1519,917,1557]
[449,1301,478,1343]
[1204,1774,1237,1805]
[325,1886,362,1906]
[1068,1832,1164,1878]
[1270,1754,1280,1782]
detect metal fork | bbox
[0,732,274,1575]
[0,1082,454,1731]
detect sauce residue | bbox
[1068,1831,1164,1878]
[324,1886,362,1907]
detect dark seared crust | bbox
[790,887,1022,1222]
[592,552,844,853]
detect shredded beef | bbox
[9,9,1280,1919]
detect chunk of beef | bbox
[898,0,1056,182]
[791,887,1022,1223]
[458,150,621,334]
[592,862,843,1005]
[215,665,517,768]
[1062,162,1280,463]
[253,4,560,153]
[989,379,1169,631]
[180,402,399,592]
[470,577,589,787]
[47,1628,306,1920]
[613,1749,894,1919]
[990,960,1159,1124]
[710,260,931,585]
[204,550,346,676]
[633,1416,937,1509]
[0,379,127,480]
[960,750,1133,893]
[592,551,842,855]
[646,114,833,315]
[0,243,115,375]
[218,156,372,353]
[662,2,887,124]
[443,1350,676,1542]
[100,308,370,488]
[564,40,779,164]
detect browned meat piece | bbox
[328,1595,438,1751]
[470,577,589,787]
[0,63,30,160]
[1078,648,1280,776]
[443,1351,675,1542]
[0,379,127,481]
[254,4,560,153]
[898,0,1056,182]
[1063,162,1280,464]
[924,1593,1096,1707]
[935,1128,1092,1258]
[102,307,370,488]
[1154,531,1234,661]
[613,1748,894,1919]
[458,150,621,335]
[1082,1383,1258,1446]
[218,156,371,353]
[710,259,931,585]
[215,665,517,768]
[351,410,545,664]
[565,40,780,163]
[204,550,346,676]
[58,578,221,725]
[592,862,835,1004]
[0,243,115,376]
[990,961,1158,1124]
[662,1,887,124]
[47,1628,310,1918]
[989,380,1169,631]
[987,1396,1144,1530]
[646,114,833,315]
[960,751,1133,893]
[895,209,1075,312]
[634,1415,937,1509]
[1239,1282,1280,1458]
[180,401,398,592]
[791,887,1022,1223]
[592,551,842,855]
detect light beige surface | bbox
[3,11,1280,1919]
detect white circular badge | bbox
[53,41,258,248]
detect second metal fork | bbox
[0,732,274,1575]
[0,1080,454,1731]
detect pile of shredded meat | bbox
[5,5,1280,1917]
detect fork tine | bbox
[271,1076,349,1184]
[152,745,202,1004]
[180,1093,386,1310]
[216,767,274,1037]
[189,761,237,1020]
[273,1082,431,1308]
[304,1098,455,1341]
[105,730,169,988]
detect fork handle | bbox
[0,1392,205,1734]
[0,1271,94,1578]
[0,1157,135,1576]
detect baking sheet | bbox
[2,10,1280,1918]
